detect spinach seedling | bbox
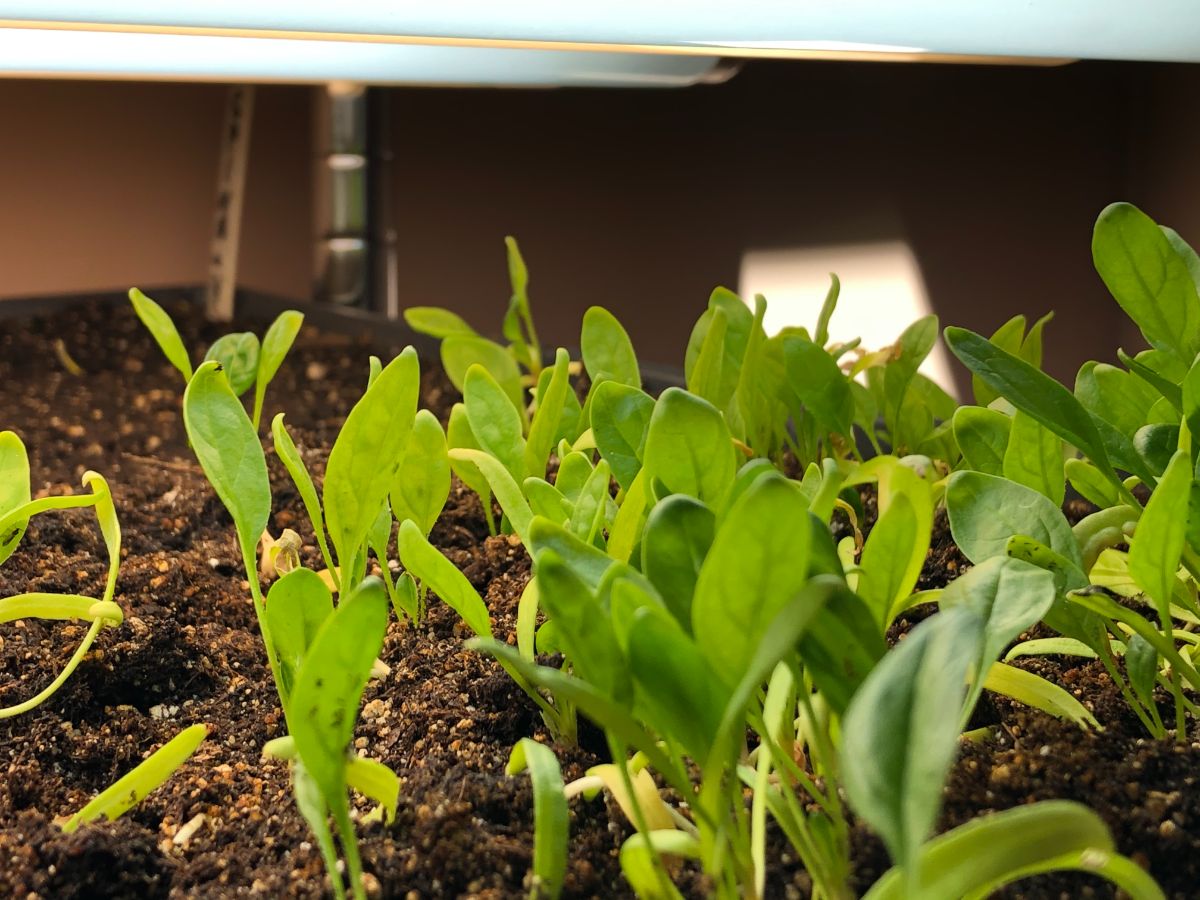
[62,723,207,832]
[129,287,304,430]
[0,431,123,718]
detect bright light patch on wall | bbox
[738,241,957,395]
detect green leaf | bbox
[288,577,389,807]
[526,348,571,481]
[535,549,631,702]
[397,520,492,637]
[972,315,1026,407]
[946,471,1082,570]
[641,495,714,631]
[1120,348,1184,412]
[581,306,640,389]
[465,363,527,481]
[863,801,1162,900]
[1002,411,1065,506]
[528,516,616,592]
[507,739,569,900]
[62,724,207,833]
[736,296,789,457]
[796,588,886,714]
[590,382,655,492]
[567,459,612,544]
[324,348,419,581]
[183,361,270,562]
[1065,458,1121,509]
[266,568,335,702]
[442,334,525,411]
[128,288,193,382]
[253,310,304,429]
[982,662,1101,729]
[780,334,854,439]
[1018,311,1054,370]
[857,490,928,629]
[1125,633,1159,712]
[390,409,450,538]
[952,407,1011,476]
[1093,202,1200,365]
[628,606,729,760]
[449,448,533,544]
[684,287,754,410]
[619,831,696,900]
[883,316,938,449]
[939,557,1056,723]
[0,431,31,565]
[814,273,839,347]
[691,474,810,688]
[403,306,478,339]
[643,388,736,507]
[1129,449,1192,624]
[1077,362,1166,439]
[203,332,260,397]
[345,756,400,824]
[842,607,983,880]
[944,326,1114,479]
[446,403,493,524]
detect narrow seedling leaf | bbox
[508,739,569,900]
[128,288,193,381]
[62,724,207,833]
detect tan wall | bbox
[0,60,1191,390]
[0,81,310,301]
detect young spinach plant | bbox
[129,287,304,430]
[0,430,123,718]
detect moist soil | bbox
[0,297,1195,899]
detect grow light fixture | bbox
[3,1,1200,69]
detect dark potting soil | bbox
[0,297,1195,899]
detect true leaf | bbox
[938,557,1056,723]
[403,306,478,339]
[590,382,655,491]
[288,577,389,808]
[266,568,335,702]
[1092,202,1200,366]
[203,332,260,397]
[643,388,736,507]
[946,471,1082,570]
[944,326,1114,479]
[581,306,640,389]
[641,495,714,630]
[952,406,1011,476]
[272,414,337,582]
[842,607,983,880]
[1002,411,1065,506]
[628,606,729,761]
[691,474,811,688]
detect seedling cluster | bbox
[6,208,1197,897]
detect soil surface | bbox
[0,297,1195,898]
